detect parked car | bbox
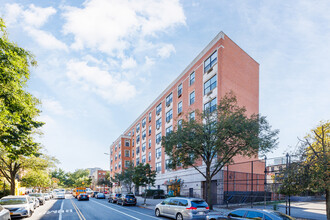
[108,193,122,203]
[54,192,65,199]
[43,193,50,200]
[30,197,40,209]
[210,208,295,220]
[117,194,136,206]
[77,194,89,201]
[92,191,99,197]
[96,193,106,199]
[0,195,35,218]
[155,197,209,220]
[29,193,45,205]
[0,205,10,220]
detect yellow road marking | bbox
[70,199,86,220]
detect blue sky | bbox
[1,0,329,171]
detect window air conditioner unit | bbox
[178,93,182,98]
[178,112,182,116]
[207,67,213,74]
[207,90,212,96]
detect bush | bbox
[142,189,165,199]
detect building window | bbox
[142,155,146,164]
[178,101,182,114]
[132,129,134,136]
[149,112,152,122]
[136,158,140,165]
[136,146,140,154]
[142,130,146,140]
[115,164,117,170]
[115,145,117,151]
[166,126,173,136]
[119,151,121,159]
[115,153,117,160]
[142,143,146,152]
[166,159,171,170]
[204,51,217,73]
[190,111,195,121]
[178,83,182,97]
[118,161,121,169]
[166,93,173,106]
[125,160,130,167]
[125,140,130,147]
[148,152,151,161]
[156,148,162,158]
[156,103,162,115]
[128,132,131,136]
[119,142,121,148]
[190,72,195,85]
[156,117,162,130]
[190,91,195,105]
[148,139,151,148]
[204,98,217,113]
[136,135,140,144]
[166,109,173,122]
[132,139,134,146]
[125,150,130,157]
[178,119,182,129]
[156,132,162,144]
[136,123,140,133]
[132,149,134,157]
[156,162,161,172]
[149,125,152,135]
[142,117,146,127]
[204,74,217,95]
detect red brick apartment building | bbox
[109,31,264,203]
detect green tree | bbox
[51,168,68,187]
[21,170,51,189]
[0,150,56,194]
[66,169,92,188]
[162,92,278,209]
[280,121,329,219]
[133,163,156,205]
[0,18,44,194]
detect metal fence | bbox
[219,154,318,215]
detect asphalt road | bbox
[27,195,169,220]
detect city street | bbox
[29,195,168,220]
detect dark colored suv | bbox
[108,193,122,203]
[117,194,136,206]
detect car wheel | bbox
[176,213,183,220]
[155,208,161,217]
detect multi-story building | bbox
[90,169,109,192]
[109,31,263,203]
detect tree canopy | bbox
[162,92,278,208]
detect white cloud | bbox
[62,0,186,55]
[157,44,176,58]
[66,60,137,103]
[24,27,68,51]
[3,3,66,51]
[23,4,56,28]
[121,57,137,69]
[41,98,73,117]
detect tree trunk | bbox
[143,185,148,206]
[206,178,212,210]
[10,179,15,195]
[326,188,329,220]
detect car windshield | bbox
[115,194,121,197]
[191,200,208,208]
[126,195,135,198]
[98,193,104,196]
[29,193,42,197]
[0,198,27,205]
[271,211,295,220]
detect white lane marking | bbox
[59,199,64,220]
[91,200,142,220]
[112,203,160,220]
